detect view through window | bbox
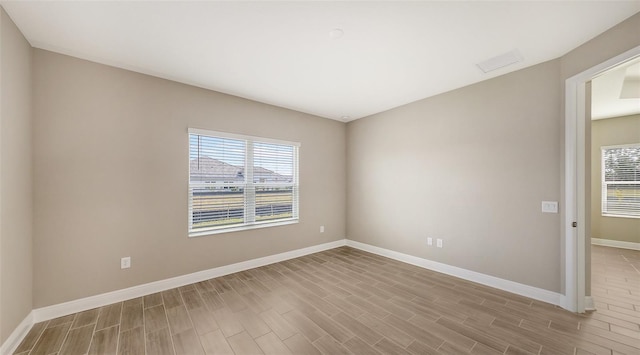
[188,129,299,235]
[602,144,640,218]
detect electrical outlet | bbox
[427,237,433,246]
[437,239,443,248]
[320,225,325,233]
[121,257,131,269]
[541,201,558,213]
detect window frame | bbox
[601,143,640,219]
[188,128,300,237]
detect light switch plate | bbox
[542,201,558,213]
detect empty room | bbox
[1,1,639,355]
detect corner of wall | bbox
[0,5,34,348]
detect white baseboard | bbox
[584,296,595,311]
[1,238,346,351]
[2,238,347,352]
[31,239,346,323]
[4,237,570,352]
[559,295,571,312]
[346,240,563,307]
[0,312,33,355]
[591,238,640,251]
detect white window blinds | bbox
[189,129,299,235]
[601,144,640,218]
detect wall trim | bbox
[0,312,33,355]
[2,239,347,351]
[346,240,563,307]
[559,295,570,311]
[585,296,596,311]
[591,238,640,251]
[4,237,569,351]
[31,239,346,323]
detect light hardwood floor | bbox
[14,245,640,354]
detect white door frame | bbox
[563,45,640,313]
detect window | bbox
[188,129,299,236]
[601,144,640,218]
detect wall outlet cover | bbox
[541,201,558,213]
[121,257,131,269]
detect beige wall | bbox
[346,12,640,296]
[561,13,640,80]
[347,60,562,292]
[0,8,33,345]
[32,50,346,308]
[591,115,640,244]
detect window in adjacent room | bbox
[601,144,640,218]
[188,128,299,236]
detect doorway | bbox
[564,45,640,313]
[589,58,640,314]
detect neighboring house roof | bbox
[190,156,289,182]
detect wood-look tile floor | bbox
[14,246,640,355]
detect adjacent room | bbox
[589,57,640,326]
[1,1,639,354]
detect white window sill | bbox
[189,219,299,238]
[601,213,640,219]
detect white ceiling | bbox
[2,1,640,122]
[592,58,640,120]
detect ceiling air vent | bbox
[477,49,524,73]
